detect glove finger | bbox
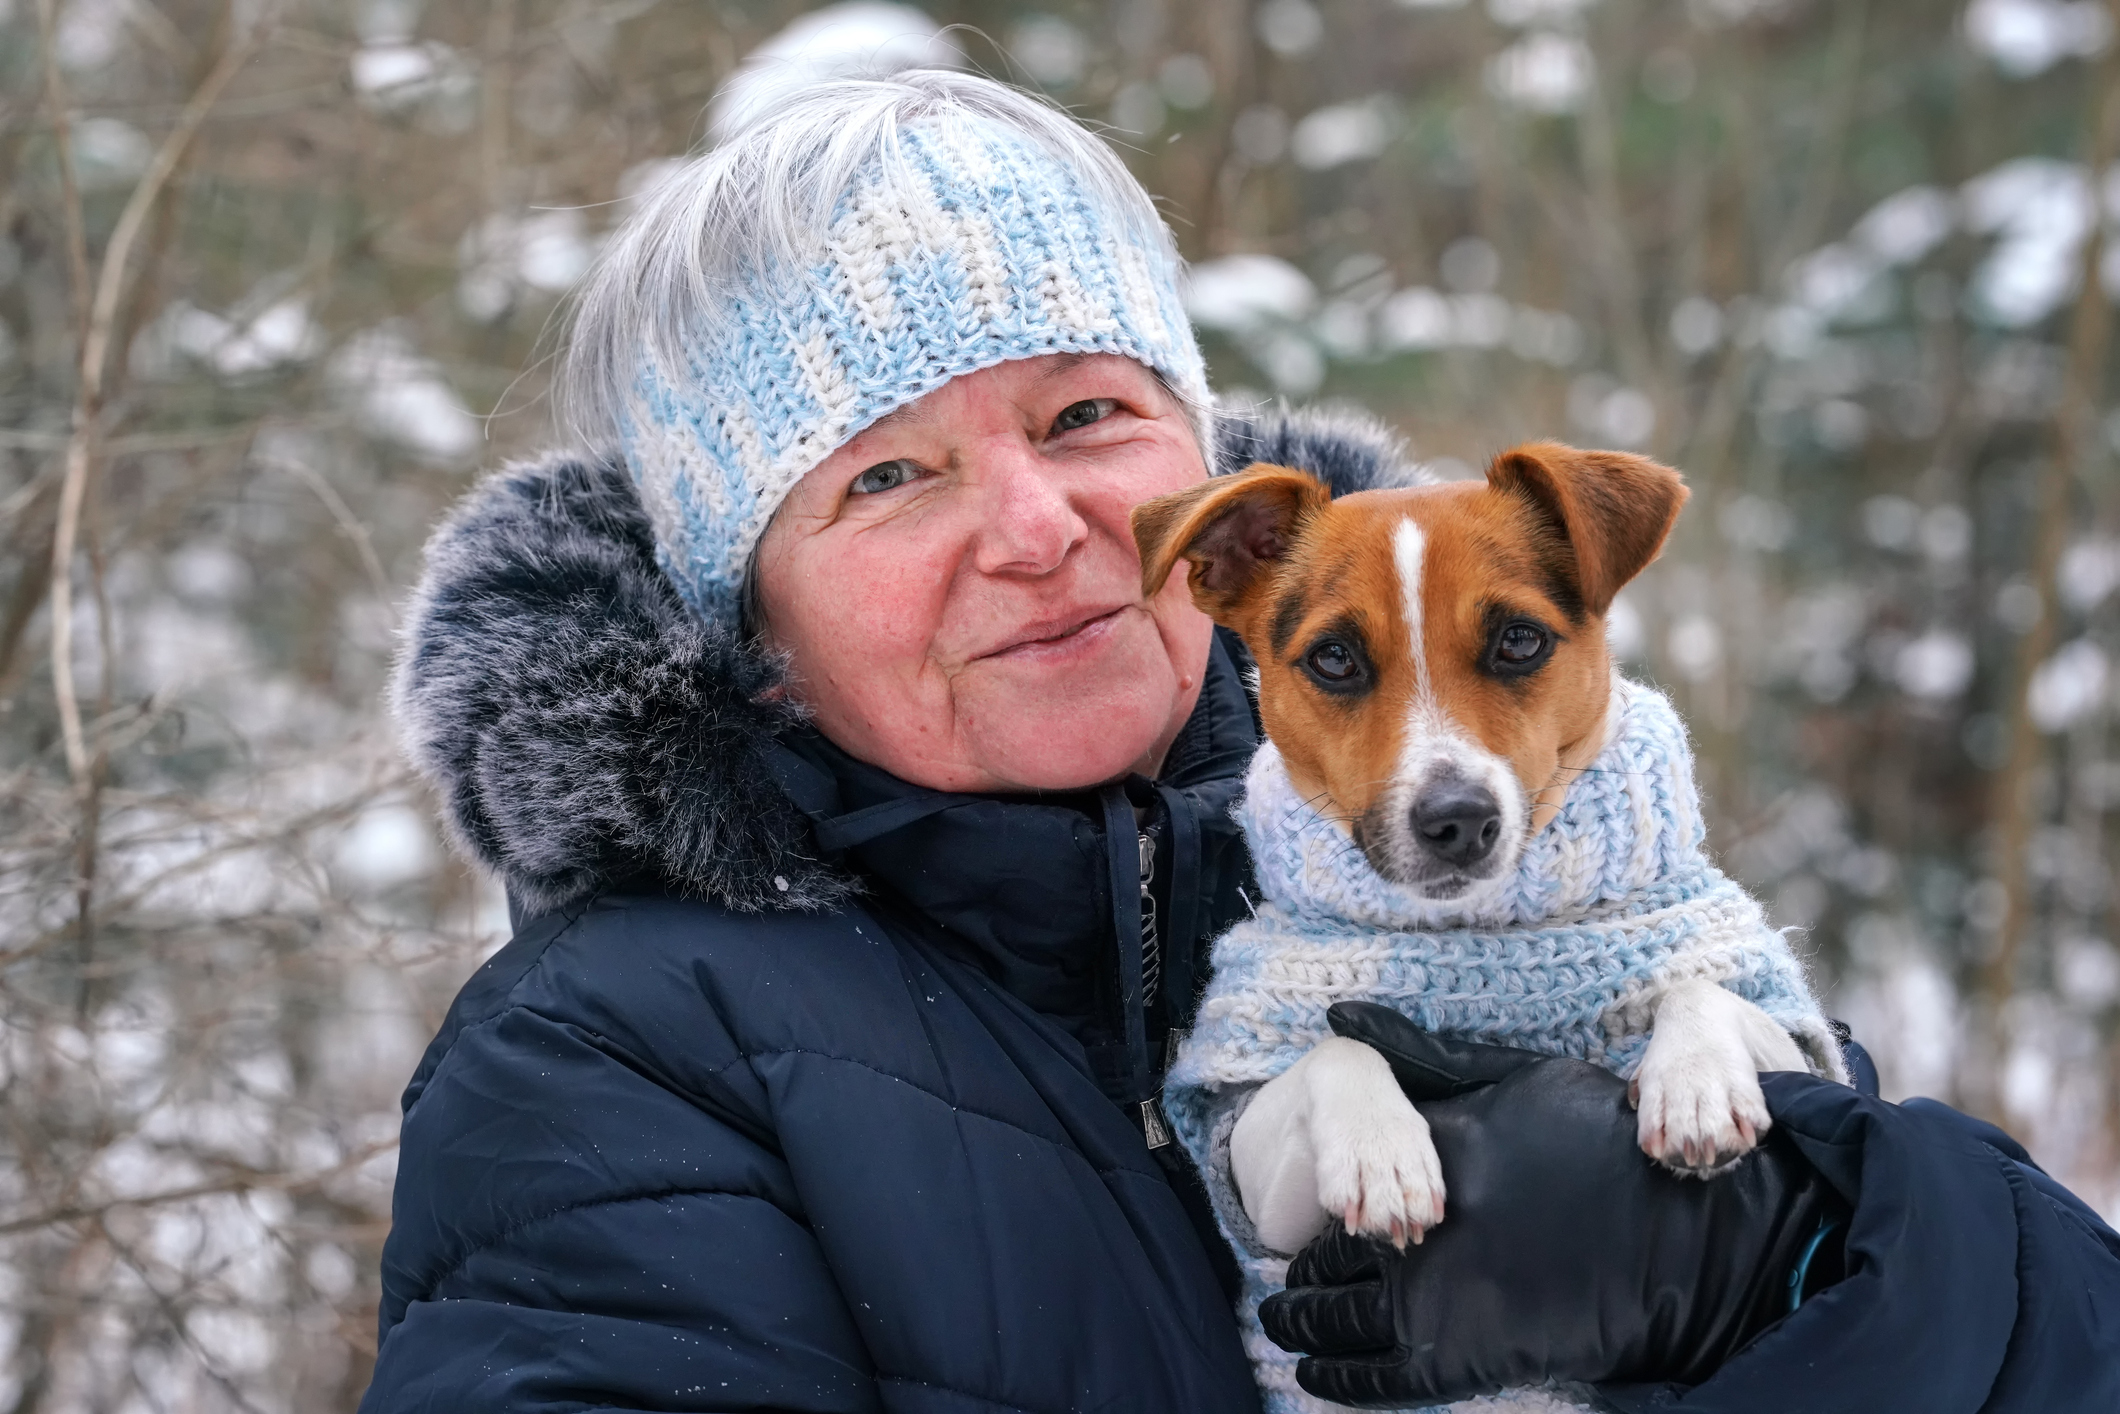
[1296,1349,1457,1409]
[1258,1280,1392,1358]
[1327,1001,1547,1100]
[1284,1223,1392,1288]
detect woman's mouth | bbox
[980,606,1129,663]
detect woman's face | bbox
[754,353,1214,794]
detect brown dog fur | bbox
[1134,443,1687,863]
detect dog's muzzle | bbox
[1357,764,1519,898]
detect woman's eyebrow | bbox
[1027,353,1093,390]
[864,402,931,435]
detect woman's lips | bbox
[978,605,1129,664]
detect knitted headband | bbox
[614,112,1211,631]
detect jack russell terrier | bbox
[1140,444,1844,1410]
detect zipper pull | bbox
[1140,1098,1172,1150]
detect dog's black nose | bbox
[1413,785,1502,868]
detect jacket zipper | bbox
[1137,829,1172,1150]
[1138,830,1161,1007]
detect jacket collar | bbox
[765,631,1259,1023]
[391,399,1417,919]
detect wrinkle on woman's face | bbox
[753,353,1215,794]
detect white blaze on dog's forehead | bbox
[1391,516,1430,702]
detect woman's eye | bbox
[1307,641,1359,682]
[848,459,922,495]
[1049,398,1118,435]
[1496,623,1550,665]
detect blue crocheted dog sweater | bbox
[1163,676,1841,1414]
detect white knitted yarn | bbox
[1163,675,1842,1414]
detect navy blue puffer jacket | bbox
[365,408,1417,1412]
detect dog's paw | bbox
[1631,1044,1771,1178]
[1312,1109,1447,1248]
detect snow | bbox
[167,542,254,602]
[1895,630,1976,700]
[1158,54,1215,110]
[335,806,440,891]
[1719,494,1794,552]
[1787,243,1879,321]
[1486,31,1593,113]
[1252,331,1327,395]
[1011,16,1088,87]
[1290,98,1394,169]
[1231,105,1290,165]
[1438,236,1501,292]
[1852,185,1955,264]
[2028,639,2108,732]
[167,298,322,376]
[2059,538,2120,610]
[1764,158,2118,347]
[351,43,435,96]
[1965,0,2113,77]
[1110,81,1166,137]
[70,117,152,187]
[1604,594,1646,660]
[1184,255,1318,331]
[1961,157,2096,326]
[1379,286,1452,349]
[54,0,124,70]
[709,3,961,143]
[1568,375,1655,445]
[1668,296,1723,355]
[1487,0,1599,25]
[458,209,599,319]
[1256,0,1325,56]
[1920,504,1973,562]
[1667,614,1723,681]
[329,326,482,463]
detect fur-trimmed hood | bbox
[391,401,1419,917]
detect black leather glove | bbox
[1257,1002,1848,1407]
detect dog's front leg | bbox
[1230,1036,1446,1254]
[1633,978,1809,1176]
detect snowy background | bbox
[4,0,2119,1407]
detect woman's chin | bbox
[955,627,1190,790]
[986,720,1162,790]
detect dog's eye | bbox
[1497,624,1548,662]
[1486,620,1553,676]
[1307,641,1359,682]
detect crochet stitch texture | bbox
[1163,675,1842,1414]
[620,117,1209,629]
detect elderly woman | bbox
[367,70,2117,1414]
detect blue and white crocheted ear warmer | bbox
[620,117,1210,630]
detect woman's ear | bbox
[1484,443,1688,617]
[1131,465,1331,625]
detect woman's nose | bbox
[971,442,1089,576]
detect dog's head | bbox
[1134,443,1686,900]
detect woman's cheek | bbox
[823,552,936,672]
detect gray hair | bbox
[559,68,1182,456]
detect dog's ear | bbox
[1132,464,1330,622]
[1485,442,1688,618]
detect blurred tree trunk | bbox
[1981,7,2120,1122]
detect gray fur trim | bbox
[1211,398,1427,495]
[390,455,852,917]
[391,406,1412,915]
